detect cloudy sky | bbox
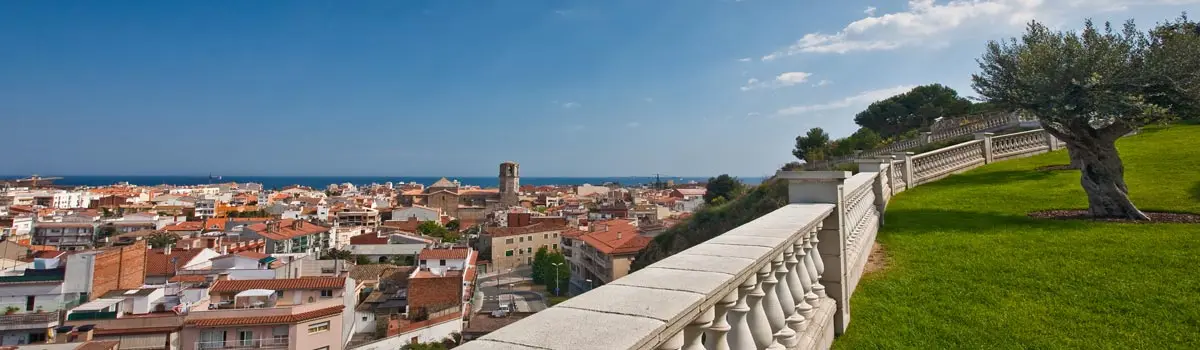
[1,0,1194,177]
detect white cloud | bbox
[746,112,762,117]
[760,0,1199,60]
[626,122,641,128]
[814,79,833,87]
[643,97,654,103]
[742,72,813,91]
[737,57,752,62]
[776,85,916,116]
[561,101,580,109]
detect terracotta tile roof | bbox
[418,248,470,260]
[577,220,651,255]
[210,277,345,292]
[349,264,401,281]
[186,305,344,327]
[484,223,566,238]
[245,220,329,241]
[349,233,389,245]
[145,248,209,277]
[380,217,423,233]
[164,221,202,232]
[234,251,269,260]
[429,178,456,189]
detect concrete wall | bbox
[349,317,461,350]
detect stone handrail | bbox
[463,128,1060,350]
[991,129,1051,161]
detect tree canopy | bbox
[704,174,745,204]
[854,84,974,138]
[792,127,830,163]
[417,221,450,238]
[971,16,1198,219]
[531,247,569,295]
[147,232,179,249]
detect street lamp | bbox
[551,262,563,296]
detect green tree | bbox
[704,174,745,204]
[417,221,449,238]
[531,247,569,295]
[708,196,728,206]
[854,84,973,138]
[325,248,353,260]
[403,342,447,350]
[971,17,1197,220]
[96,225,118,241]
[355,256,372,265]
[442,230,461,243]
[828,128,884,158]
[792,127,831,163]
[445,219,460,232]
[147,232,179,249]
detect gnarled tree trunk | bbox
[1064,134,1150,220]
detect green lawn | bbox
[834,125,1200,349]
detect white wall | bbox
[354,310,376,335]
[348,317,462,350]
[391,207,439,222]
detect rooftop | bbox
[209,277,345,292]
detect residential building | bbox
[194,200,216,219]
[32,222,96,251]
[398,162,520,221]
[388,206,442,223]
[242,220,331,255]
[335,208,379,228]
[143,247,221,284]
[668,188,706,200]
[562,219,650,295]
[179,276,354,350]
[482,223,565,270]
[0,242,147,346]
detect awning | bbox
[234,289,276,298]
[73,297,123,311]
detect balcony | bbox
[196,337,289,349]
[188,297,342,322]
[0,310,60,331]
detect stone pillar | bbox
[1045,131,1059,151]
[704,290,737,350]
[892,152,915,190]
[774,171,850,334]
[855,158,891,223]
[777,247,802,347]
[748,265,778,349]
[974,132,995,164]
[920,131,933,146]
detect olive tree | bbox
[972,18,1198,220]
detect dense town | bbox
[0,162,710,349]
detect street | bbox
[478,265,548,313]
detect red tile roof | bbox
[163,221,202,232]
[418,248,470,260]
[245,220,329,241]
[380,217,423,233]
[349,233,389,245]
[186,305,344,327]
[577,220,651,255]
[145,248,209,277]
[210,277,345,292]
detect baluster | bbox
[682,307,714,350]
[657,330,684,350]
[726,275,757,350]
[704,289,736,350]
[808,229,827,298]
[793,238,816,321]
[760,255,791,349]
[747,266,774,349]
[776,247,801,347]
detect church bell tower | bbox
[499,161,520,207]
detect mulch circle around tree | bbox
[1035,164,1076,171]
[1029,210,1200,223]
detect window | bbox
[272,326,288,343]
[26,296,34,311]
[527,247,533,253]
[419,259,427,266]
[308,321,330,334]
[28,333,46,344]
[237,330,253,347]
[505,238,513,244]
[543,233,548,239]
[439,259,446,266]
[362,316,368,321]
[553,244,558,250]
[505,250,513,257]
[518,237,524,243]
[554,233,558,238]
[320,290,334,298]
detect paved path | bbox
[478,266,548,312]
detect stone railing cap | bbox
[774,171,851,180]
[853,158,890,164]
[890,151,915,155]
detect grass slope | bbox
[835,125,1200,348]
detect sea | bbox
[15,175,765,190]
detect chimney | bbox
[77,325,95,341]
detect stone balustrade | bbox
[462,128,1060,350]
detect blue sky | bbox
[1,0,1194,177]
